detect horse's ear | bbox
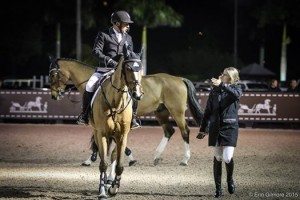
[48,54,55,62]
[48,54,57,69]
[138,48,144,59]
[123,42,131,60]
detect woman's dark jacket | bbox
[92,27,133,68]
[200,83,242,147]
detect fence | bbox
[1,76,49,89]
[0,89,299,125]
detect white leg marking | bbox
[154,136,169,159]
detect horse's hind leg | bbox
[168,107,191,166]
[82,133,98,166]
[154,104,175,166]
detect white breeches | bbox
[213,146,235,163]
[85,72,103,92]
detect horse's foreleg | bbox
[108,132,128,196]
[107,140,117,184]
[97,134,108,199]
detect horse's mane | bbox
[57,57,95,69]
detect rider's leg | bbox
[77,72,101,125]
[131,99,141,129]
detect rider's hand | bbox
[107,59,118,68]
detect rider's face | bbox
[119,22,130,33]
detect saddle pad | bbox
[90,75,111,107]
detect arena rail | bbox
[0,89,299,124]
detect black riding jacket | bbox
[92,27,133,68]
[200,83,242,147]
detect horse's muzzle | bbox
[132,91,143,101]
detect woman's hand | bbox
[211,77,222,86]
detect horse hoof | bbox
[108,186,118,196]
[105,180,113,190]
[81,162,91,166]
[154,158,162,166]
[179,162,188,166]
[129,160,137,166]
[91,154,97,162]
[98,194,107,200]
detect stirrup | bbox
[131,119,141,129]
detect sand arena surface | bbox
[0,124,299,199]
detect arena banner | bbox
[194,92,300,122]
[0,90,81,120]
[0,90,299,122]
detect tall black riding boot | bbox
[225,159,235,194]
[77,91,94,125]
[131,99,141,129]
[213,157,223,198]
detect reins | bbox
[101,66,133,121]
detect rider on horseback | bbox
[77,11,141,129]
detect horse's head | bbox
[121,46,143,100]
[265,99,271,104]
[48,56,68,100]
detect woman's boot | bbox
[225,159,235,194]
[213,157,223,198]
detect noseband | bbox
[122,59,143,93]
[49,61,69,98]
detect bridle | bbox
[49,60,88,102]
[102,58,143,120]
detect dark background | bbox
[0,0,299,82]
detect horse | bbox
[49,51,143,199]
[255,99,271,114]
[26,96,43,111]
[49,58,203,166]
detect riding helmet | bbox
[111,11,133,24]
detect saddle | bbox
[90,68,115,107]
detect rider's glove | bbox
[107,59,118,68]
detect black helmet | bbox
[111,11,133,24]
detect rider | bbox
[77,10,141,129]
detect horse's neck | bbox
[108,61,127,103]
[58,60,93,92]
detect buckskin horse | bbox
[49,50,143,199]
[49,56,204,166]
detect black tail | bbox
[182,78,204,126]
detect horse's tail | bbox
[182,78,204,126]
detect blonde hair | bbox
[223,67,240,84]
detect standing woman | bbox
[196,67,242,198]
